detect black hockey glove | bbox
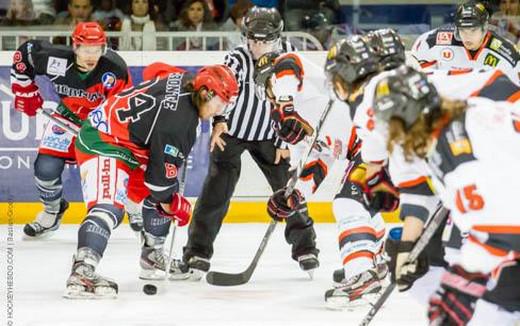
[364,168,400,212]
[271,99,313,145]
[385,238,429,292]
[267,188,306,221]
[428,265,488,326]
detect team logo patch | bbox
[15,62,27,73]
[164,144,180,157]
[490,38,502,51]
[47,56,68,76]
[436,32,453,45]
[88,107,109,133]
[484,53,500,67]
[102,72,116,89]
[13,51,22,63]
[164,163,178,179]
[51,124,66,135]
[449,138,472,156]
[441,48,454,61]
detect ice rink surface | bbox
[1,223,428,326]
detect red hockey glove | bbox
[271,99,313,145]
[157,193,192,227]
[267,188,306,221]
[428,265,488,326]
[12,83,43,117]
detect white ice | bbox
[1,223,428,326]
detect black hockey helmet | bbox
[366,29,406,71]
[373,65,441,129]
[324,35,379,85]
[242,6,283,42]
[454,2,489,28]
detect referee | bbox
[178,7,319,278]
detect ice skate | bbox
[64,249,117,299]
[297,253,319,279]
[169,256,210,281]
[325,265,388,310]
[23,199,69,238]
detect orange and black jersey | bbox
[11,40,131,122]
[77,73,199,203]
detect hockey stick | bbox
[206,99,336,286]
[358,205,449,326]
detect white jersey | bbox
[427,96,520,238]
[411,27,520,85]
[269,52,354,197]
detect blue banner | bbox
[0,65,210,202]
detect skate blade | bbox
[325,293,380,311]
[307,270,315,280]
[22,230,56,240]
[63,285,117,300]
[139,269,167,281]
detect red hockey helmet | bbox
[142,62,186,81]
[193,65,239,104]
[72,22,107,46]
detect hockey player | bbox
[257,32,403,308]
[64,65,239,298]
[373,68,520,325]
[10,22,132,238]
[411,1,520,85]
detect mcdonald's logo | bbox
[484,53,500,67]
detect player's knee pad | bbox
[77,205,123,257]
[34,154,66,181]
[142,198,171,238]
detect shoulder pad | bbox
[102,50,129,76]
[487,33,520,66]
[428,113,476,180]
[274,53,304,80]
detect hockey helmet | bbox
[193,65,239,105]
[324,35,379,85]
[454,2,489,29]
[72,22,107,46]
[366,29,406,71]
[373,65,441,129]
[242,6,283,42]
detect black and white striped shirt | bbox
[222,40,294,147]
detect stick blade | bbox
[206,271,250,286]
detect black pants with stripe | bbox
[183,134,318,262]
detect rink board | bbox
[0,51,399,224]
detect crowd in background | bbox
[0,0,518,50]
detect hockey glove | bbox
[157,193,192,227]
[12,82,43,117]
[428,265,488,326]
[267,188,306,221]
[271,98,313,145]
[385,238,429,292]
[364,168,400,212]
[299,158,327,194]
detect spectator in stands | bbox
[32,0,55,24]
[55,0,93,27]
[119,0,166,51]
[2,0,37,25]
[93,0,125,23]
[282,0,339,31]
[171,0,218,50]
[221,0,254,49]
[493,0,520,44]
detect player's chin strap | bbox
[205,99,336,286]
[358,204,449,326]
[37,108,80,136]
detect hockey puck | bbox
[143,284,157,295]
